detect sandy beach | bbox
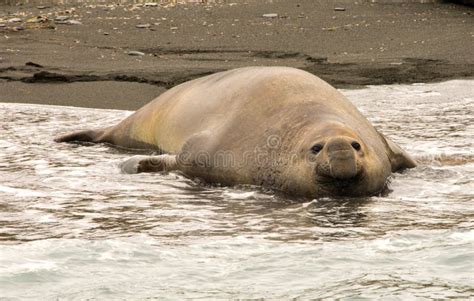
[0,0,473,110]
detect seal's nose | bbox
[326,137,358,180]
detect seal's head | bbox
[285,123,390,197]
[311,135,366,195]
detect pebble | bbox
[170,26,178,30]
[8,18,22,23]
[262,13,278,18]
[127,51,145,56]
[0,24,6,28]
[334,7,346,11]
[37,6,49,9]
[136,24,151,28]
[54,16,70,22]
[25,61,43,68]
[66,20,82,25]
[144,2,159,7]
[26,16,48,23]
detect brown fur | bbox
[56,67,416,197]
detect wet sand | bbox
[0,0,473,110]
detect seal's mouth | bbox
[316,169,366,195]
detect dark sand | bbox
[1,0,473,110]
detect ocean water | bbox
[0,80,473,299]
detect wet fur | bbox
[55,67,416,197]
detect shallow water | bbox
[0,80,473,299]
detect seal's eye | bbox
[311,143,324,154]
[351,141,361,151]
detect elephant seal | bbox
[55,66,416,197]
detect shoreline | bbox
[1,0,473,110]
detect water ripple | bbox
[0,80,473,298]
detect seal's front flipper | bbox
[120,155,178,174]
[379,133,417,171]
[54,129,106,144]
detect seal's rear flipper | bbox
[54,129,105,144]
[379,133,417,171]
[120,155,178,174]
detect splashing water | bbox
[0,80,473,299]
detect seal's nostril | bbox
[351,141,361,151]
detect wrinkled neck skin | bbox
[269,122,391,198]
